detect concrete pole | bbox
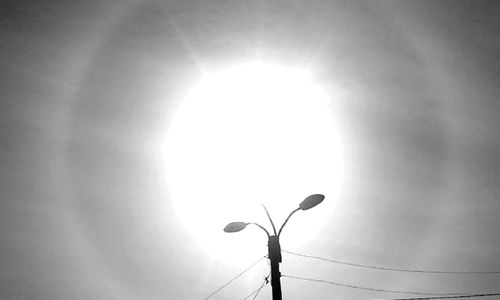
[268,235,282,300]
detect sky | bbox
[1,0,500,299]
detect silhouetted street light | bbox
[223,194,325,300]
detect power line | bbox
[242,274,269,300]
[283,250,500,275]
[380,293,500,300]
[203,255,267,300]
[245,257,271,300]
[282,274,464,296]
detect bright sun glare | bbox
[164,62,343,252]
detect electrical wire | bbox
[243,254,271,300]
[242,274,269,300]
[282,274,464,296]
[203,255,267,300]
[379,293,500,300]
[283,250,500,275]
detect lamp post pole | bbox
[268,235,282,300]
[223,194,325,300]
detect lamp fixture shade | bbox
[299,194,325,210]
[223,222,247,233]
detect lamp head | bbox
[223,222,247,233]
[299,194,325,210]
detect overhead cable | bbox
[242,274,269,300]
[283,250,500,274]
[282,274,464,296]
[379,293,500,300]
[203,255,267,300]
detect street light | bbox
[223,194,325,300]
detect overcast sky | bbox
[1,1,500,299]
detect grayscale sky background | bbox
[1,1,500,299]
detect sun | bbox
[163,62,343,253]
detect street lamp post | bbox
[223,194,325,300]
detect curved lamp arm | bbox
[261,204,277,235]
[224,195,324,237]
[278,208,300,237]
[249,222,271,238]
[224,221,270,238]
[278,194,325,237]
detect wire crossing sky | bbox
[203,255,267,300]
[282,275,466,296]
[283,250,500,274]
[380,293,500,300]
[242,274,269,300]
